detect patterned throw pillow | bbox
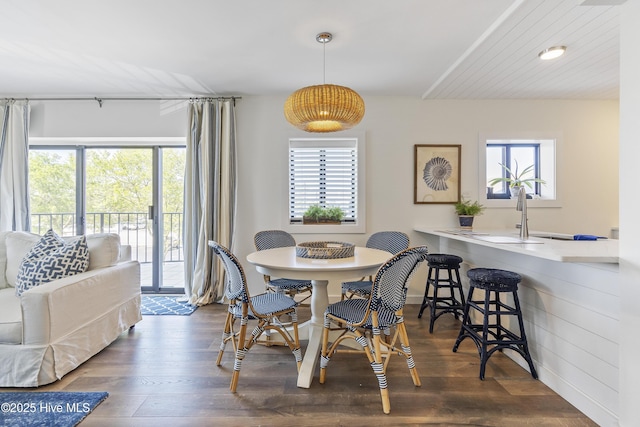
[22,229,65,262]
[15,230,90,296]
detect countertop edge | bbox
[414,227,619,264]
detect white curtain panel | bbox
[183,99,237,305]
[0,100,31,232]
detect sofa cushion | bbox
[15,233,90,296]
[21,229,65,261]
[0,288,23,344]
[84,233,121,270]
[5,231,44,287]
[4,231,121,287]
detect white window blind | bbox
[289,138,358,223]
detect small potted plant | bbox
[454,198,484,229]
[488,159,546,198]
[302,205,345,224]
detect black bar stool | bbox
[452,268,538,380]
[418,254,465,333]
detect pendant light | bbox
[284,32,365,133]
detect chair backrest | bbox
[209,241,249,302]
[366,231,410,254]
[254,230,296,251]
[371,246,428,312]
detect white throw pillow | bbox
[85,233,121,270]
[5,231,44,287]
[63,233,121,270]
[15,231,90,296]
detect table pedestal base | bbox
[297,279,328,388]
[256,279,364,388]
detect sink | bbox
[437,230,490,236]
[471,235,543,244]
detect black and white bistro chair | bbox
[209,241,302,392]
[254,230,313,304]
[320,246,429,414]
[341,231,410,300]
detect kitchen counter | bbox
[414,226,620,426]
[414,227,618,263]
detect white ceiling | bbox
[0,0,622,99]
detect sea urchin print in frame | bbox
[414,144,461,204]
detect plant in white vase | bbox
[488,159,546,198]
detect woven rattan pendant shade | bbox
[284,32,365,133]
[284,84,364,132]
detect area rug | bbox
[0,391,108,426]
[140,295,198,315]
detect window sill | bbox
[284,222,365,234]
[480,198,562,208]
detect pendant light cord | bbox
[323,39,326,84]
[316,32,332,85]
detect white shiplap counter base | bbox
[415,228,619,427]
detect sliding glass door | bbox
[159,147,186,291]
[29,143,185,293]
[85,148,155,288]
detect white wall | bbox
[237,96,619,298]
[29,99,187,138]
[28,96,619,300]
[618,1,640,425]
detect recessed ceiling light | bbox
[538,46,567,60]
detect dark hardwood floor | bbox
[4,303,597,426]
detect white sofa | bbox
[0,231,141,387]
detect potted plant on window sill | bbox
[488,160,546,199]
[454,198,485,230]
[302,205,345,224]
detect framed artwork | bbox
[414,144,461,204]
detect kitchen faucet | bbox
[516,186,529,240]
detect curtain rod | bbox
[2,96,241,107]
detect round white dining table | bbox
[246,246,391,388]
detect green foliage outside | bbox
[29,148,185,234]
[29,151,76,214]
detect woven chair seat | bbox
[255,230,313,305]
[229,292,298,319]
[467,268,521,292]
[249,292,298,316]
[341,280,373,297]
[425,253,463,268]
[268,278,312,291]
[325,298,398,329]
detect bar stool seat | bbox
[418,254,465,333]
[452,267,538,380]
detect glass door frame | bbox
[29,137,185,294]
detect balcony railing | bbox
[30,212,184,264]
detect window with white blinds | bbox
[289,137,359,223]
